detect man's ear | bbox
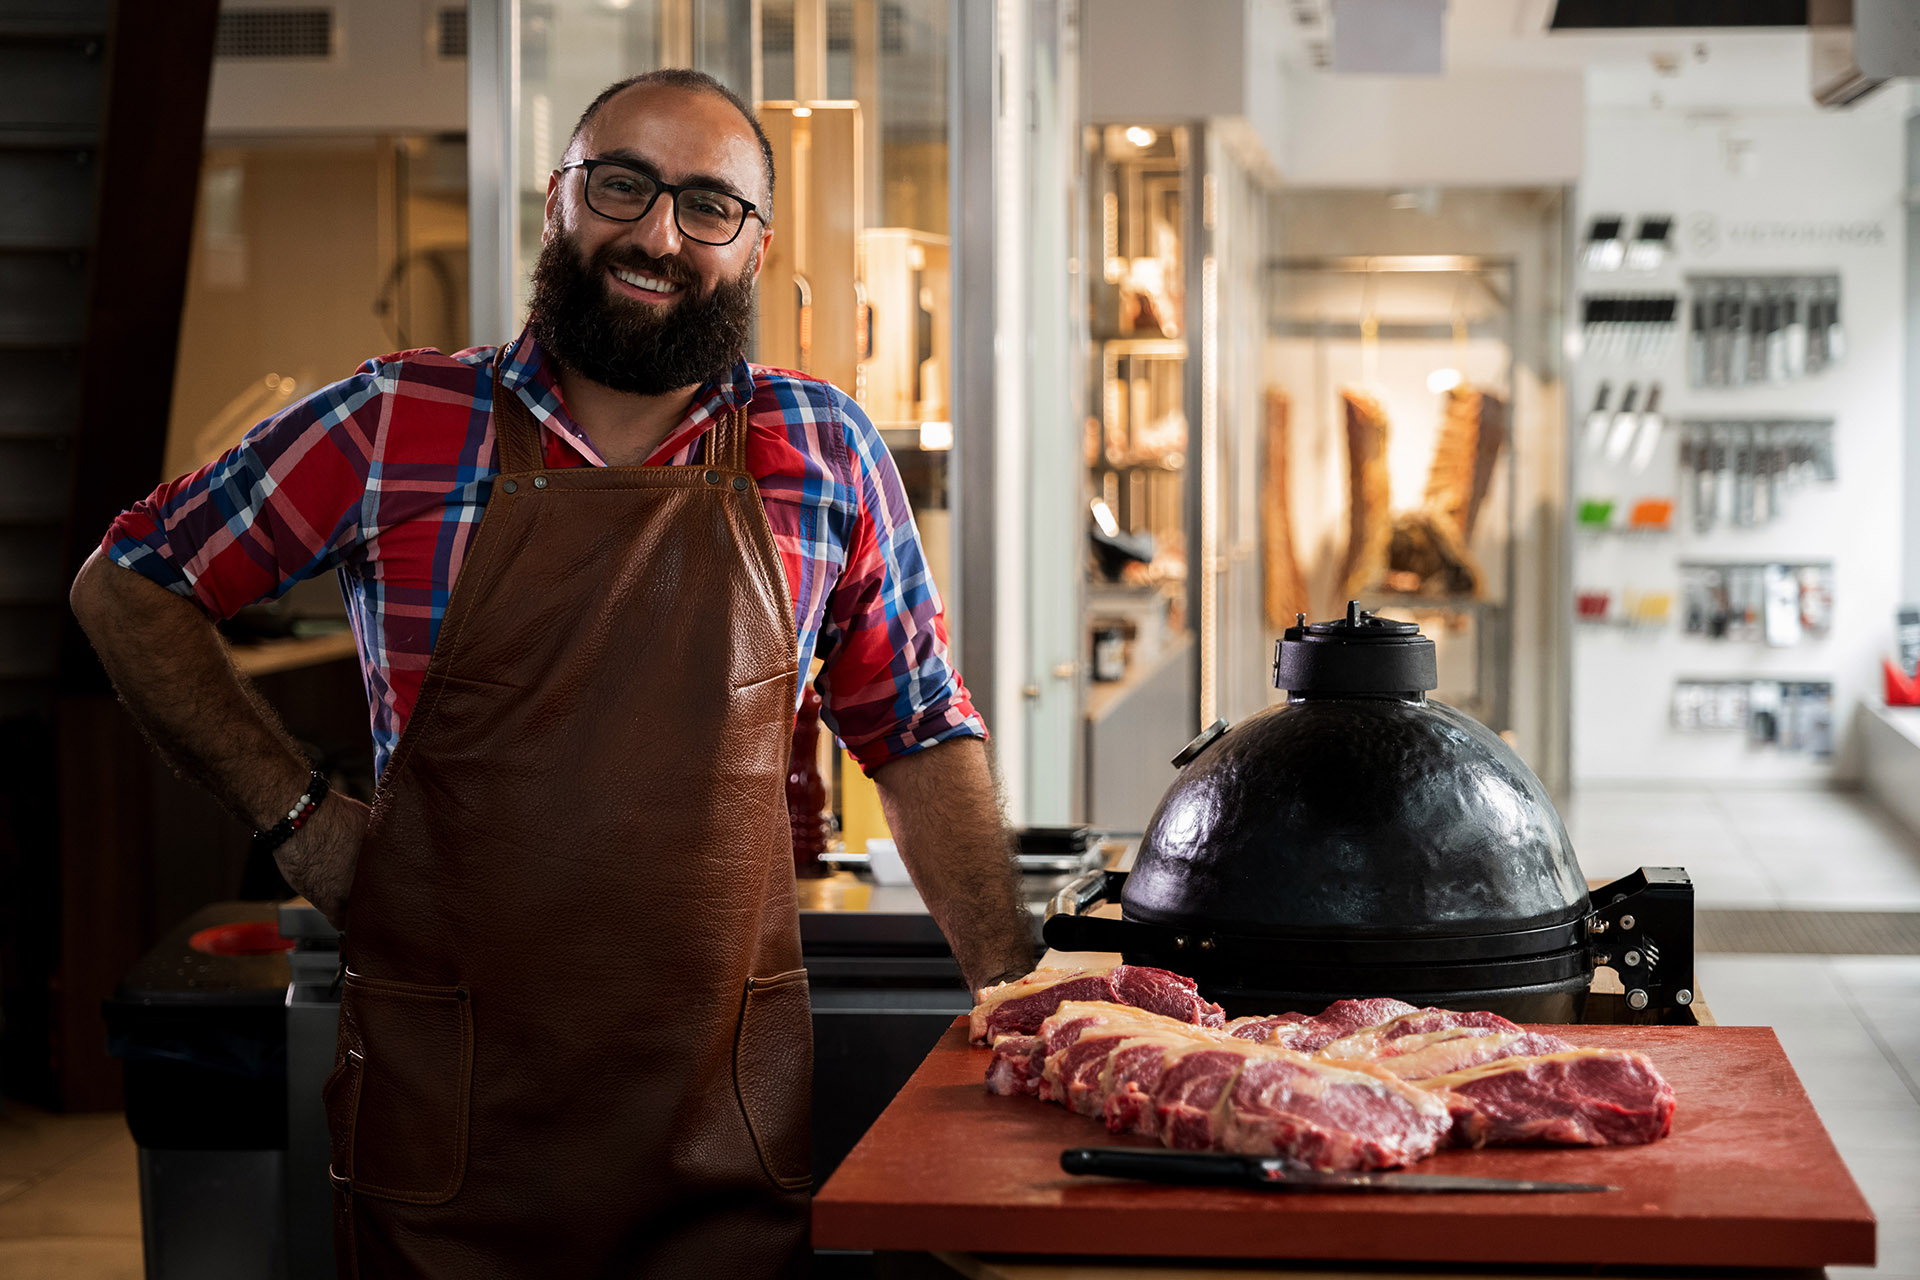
[542,169,563,244]
[749,227,774,281]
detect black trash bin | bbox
[103,901,293,1280]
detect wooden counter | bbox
[814,1019,1874,1273]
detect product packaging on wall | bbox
[1678,562,1833,645]
[1670,678,1834,756]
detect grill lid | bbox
[1122,605,1588,943]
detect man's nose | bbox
[629,192,682,256]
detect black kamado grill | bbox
[1045,604,1694,1023]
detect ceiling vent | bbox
[433,6,466,60]
[215,7,336,60]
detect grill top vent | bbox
[216,7,335,60]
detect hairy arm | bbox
[872,736,1036,995]
[69,549,366,922]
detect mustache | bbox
[591,245,698,288]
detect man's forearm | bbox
[872,736,1036,994]
[69,549,315,828]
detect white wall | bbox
[1571,98,1908,785]
[1279,69,1584,188]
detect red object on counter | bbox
[1886,657,1920,707]
[813,1019,1875,1270]
[188,921,296,956]
[787,685,832,878]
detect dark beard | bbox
[527,231,755,396]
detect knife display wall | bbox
[1580,293,1677,365]
[1677,419,1834,532]
[1687,273,1842,388]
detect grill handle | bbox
[1042,869,1135,953]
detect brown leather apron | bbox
[323,356,811,1279]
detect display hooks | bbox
[1359,257,1380,389]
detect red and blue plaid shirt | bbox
[105,327,981,779]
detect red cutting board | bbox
[812,1020,1875,1269]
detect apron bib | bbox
[323,357,811,1278]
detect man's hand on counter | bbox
[276,791,369,929]
[871,737,1037,996]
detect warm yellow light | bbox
[918,420,953,452]
[1426,368,1463,394]
[1090,497,1120,538]
[792,106,813,118]
[1125,126,1157,148]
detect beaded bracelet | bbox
[252,770,331,857]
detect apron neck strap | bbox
[705,401,751,473]
[491,350,546,474]
[494,347,750,474]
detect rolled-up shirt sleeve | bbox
[102,365,380,617]
[813,393,985,774]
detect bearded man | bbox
[70,69,1034,1279]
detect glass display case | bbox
[1080,123,1269,828]
[1083,126,1193,777]
[1263,256,1519,729]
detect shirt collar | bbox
[501,323,752,466]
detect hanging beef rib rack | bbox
[1045,605,1695,1023]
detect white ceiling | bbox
[1271,0,1839,112]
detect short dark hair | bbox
[565,69,776,215]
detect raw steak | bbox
[1229,997,1421,1053]
[983,1035,1048,1097]
[1424,1048,1677,1147]
[1315,1006,1529,1061]
[969,964,1225,1045]
[1023,1002,1452,1170]
[1220,1053,1453,1169]
[1345,1028,1577,1081]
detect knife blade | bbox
[1061,1148,1614,1194]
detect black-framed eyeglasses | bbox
[560,158,763,246]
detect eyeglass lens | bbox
[585,166,746,244]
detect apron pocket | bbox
[733,968,813,1192]
[333,972,474,1205]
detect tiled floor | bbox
[1565,784,1920,1280]
[3,783,1918,1278]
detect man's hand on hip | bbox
[276,791,370,928]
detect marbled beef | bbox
[1423,1048,1677,1147]
[969,964,1225,1045]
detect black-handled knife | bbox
[1061,1148,1614,1194]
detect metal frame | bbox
[467,0,517,345]
[952,0,998,721]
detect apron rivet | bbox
[533,475,549,489]
[501,479,517,494]
[455,987,469,1001]
[731,476,748,492]
[704,469,721,485]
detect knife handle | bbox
[1062,1147,1250,1186]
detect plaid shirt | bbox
[105,327,981,779]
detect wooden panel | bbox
[814,1019,1875,1270]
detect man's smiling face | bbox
[548,81,771,307]
[528,82,774,395]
